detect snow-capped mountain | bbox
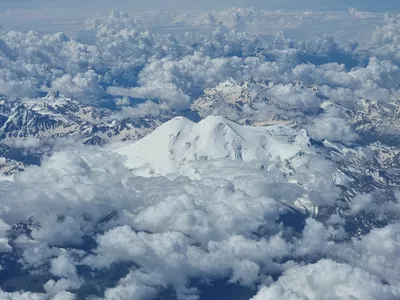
[192,79,400,146]
[191,79,314,127]
[0,92,173,146]
[114,115,400,233]
[0,157,24,176]
[114,115,311,175]
[349,98,400,146]
[114,115,322,215]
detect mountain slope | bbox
[0,92,173,145]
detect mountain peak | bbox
[114,115,311,177]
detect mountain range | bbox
[1,80,399,233]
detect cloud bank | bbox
[0,115,399,299]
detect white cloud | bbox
[351,193,376,214]
[11,137,42,148]
[306,106,359,143]
[0,290,47,300]
[52,70,105,103]
[50,291,76,300]
[252,259,400,300]
[102,270,161,300]
[0,218,11,252]
[342,224,400,285]
[251,285,308,300]
[269,83,321,112]
[0,8,387,111]
[0,125,398,299]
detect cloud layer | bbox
[0,116,399,299]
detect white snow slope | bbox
[114,115,310,176]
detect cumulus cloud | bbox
[0,218,11,252]
[52,70,105,103]
[306,105,359,143]
[252,259,400,300]
[0,7,393,113]
[102,270,161,300]
[0,143,284,298]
